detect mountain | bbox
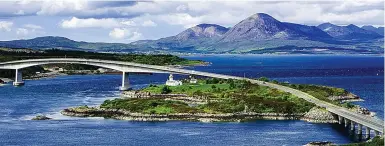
[130,24,230,53]
[282,22,333,40]
[0,36,138,52]
[0,13,383,54]
[173,24,229,41]
[361,25,384,36]
[317,23,382,40]
[221,13,332,42]
[221,13,301,41]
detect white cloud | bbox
[121,20,136,26]
[16,28,29,36]
[14,10,25,15]
[61,17,122,28]
[159,13,203,28]
[316,9,384,25]
[0,21,13,32]
[15,23,45,38]
[109,28,125,39]
[60,17,157,29]
[142,20,157,27]
[37,1,87,16]
[109,28,142,41]
[24,24,43,29]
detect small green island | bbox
[61,77,372,123]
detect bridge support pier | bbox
[338,115,343,124]
[13,69,24,86]
[374,131,380,137]
[357,124,363,136]
[344,118,349,128]
[350,121,355,131]
[119,72,130,91]
[365,127,371,140]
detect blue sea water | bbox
[0,55,383,145]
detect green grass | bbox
[140,79,315,114]
[143,83,231,96]
[176,60,206,66]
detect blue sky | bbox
[0,0,383,43]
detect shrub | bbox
[161,86,172,94]
[258,77,270,82]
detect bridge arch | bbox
[0,58,174,90]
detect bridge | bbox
[0,58,383,139]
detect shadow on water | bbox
[329,123,371,142]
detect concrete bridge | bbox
[0,58,383,139]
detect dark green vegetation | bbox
[102,78,314,114]
[0,47,204,78]
[259,77,356,109]
[101,98,198,114]
[343,136,384,146]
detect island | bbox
[61,78,373,123]
[31,115,52,120]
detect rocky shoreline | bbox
[61,106,306,122]
[60,105,355,123]
[61,89,374,123]
[301,107,338,123]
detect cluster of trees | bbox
[161,86,172,94]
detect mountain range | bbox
[0,13,383,54]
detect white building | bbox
[165,74,182,86]
[190,78,197,83]
[189,75,197,83]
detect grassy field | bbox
[103,78,315,114]
[102,77,359,115]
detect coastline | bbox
[61,104,374,123]
[61,106,306,122]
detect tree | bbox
[258,77,269,82]
[229,81,236,89]
[161,86,172,94]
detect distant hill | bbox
[361,25,384,36]
[317,23,382,40]
[0,36,138,52]
[0,13,383,54]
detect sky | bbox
[0,0,384,43]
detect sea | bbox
[0,55,383,145]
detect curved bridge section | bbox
[0,58,383,137]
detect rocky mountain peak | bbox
[174,24,229,41]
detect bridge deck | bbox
[0,58,383,132]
